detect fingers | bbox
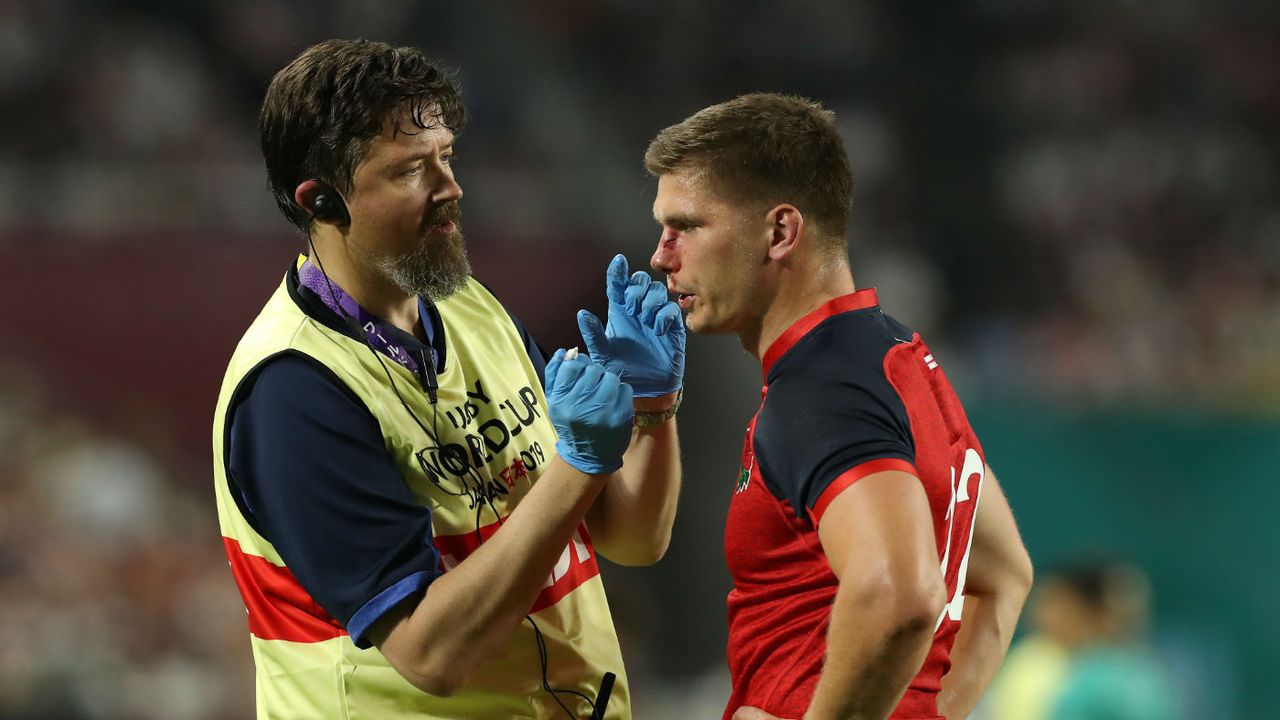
[614,379,634,417]
[654,302,682,336]
[608,381,635,428]
[597,369,631,422]
[576,361,607,395]
[606,254,629,306]
[547,349,621,400]
[639,280,668,325]
[624,270,650,314]
[544,347,567,391]
[596,367,621,396]
[609,258,677,331]
[559,359,631,424]
[547,349,587,396]
[592,369,633,423]
[577,309,606,358]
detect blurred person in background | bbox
[980,604,1070,720]
[644,93,1034,720]
[989,561,1181,720]
[213,38,685,718]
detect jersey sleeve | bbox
[753,365,917,525]
[226,353,443,648]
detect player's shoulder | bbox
[752,305,919,513]
[757,307,916,443]
[765,307,915,399]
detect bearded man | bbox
[212,39,685,719]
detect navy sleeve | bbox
[227,353,442,648]
[754,356,916,521]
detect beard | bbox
[378,201,472,301]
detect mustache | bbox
[427,201,461,226]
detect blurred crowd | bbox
[0,372,251,720]
[1,0,1276,407]
[968,2,1280,408]
[1,1,1276,719]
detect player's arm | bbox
[936,465,1033,719]
[797,470,948,720]
[578,254,684,565]
[584,392,681,565]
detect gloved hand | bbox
[544,348,634,475]
[577,254,686,398]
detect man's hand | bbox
[544,348,634,475]
[732,707,792,720]
[577,254,685,398]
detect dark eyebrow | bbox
[397,139,454,162]
[386,152,426,168]
[656,212,699,227]
[389,144,454,170]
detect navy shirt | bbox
[226,299,547,647]
[754,305,916,519]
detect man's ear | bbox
[293,179,324,214]
[766,204,804,261]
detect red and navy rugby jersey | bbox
[724,289,986,720]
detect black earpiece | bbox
[309,183,351,226]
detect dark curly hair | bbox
[259,38,467,232]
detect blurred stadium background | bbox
[1,1,1277,718]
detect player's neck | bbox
[748,258,856,363]
[311,238,423,339]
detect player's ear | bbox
[766,204,804,261]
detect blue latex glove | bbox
[544,348,634,475]
[576,254,686,398]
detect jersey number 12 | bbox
[936,447,985,629]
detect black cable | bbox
[527,614,596,716]
[475,483,588,718]
[477,492,590,719]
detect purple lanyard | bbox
[298,259,435,373]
